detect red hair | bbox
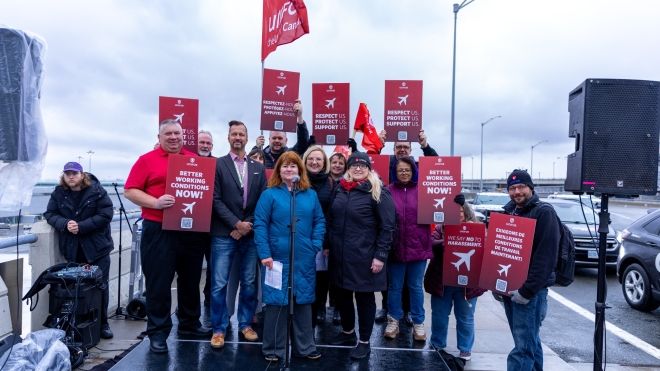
[267,151,311,190]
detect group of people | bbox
[45,100,561,370]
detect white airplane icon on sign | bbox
[325,98,336,109]
[498,264,511,277]
[398,95,408,106]
[451,249,475,271]
[434,198,446,209]
[276,85,287,95]
[182,202,196,214]
[173,113,184,123]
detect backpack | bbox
[537,202,576,287]
[554,217,576,286]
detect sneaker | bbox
[459,351,471,361]
[294,350,322,360]
[264,354,279,362]
[330,330,357,345]
[412,323,426,341]
[383,315,399,339]
[240,326,259,341]
[210,332,225,349]
[100,323,114,339]
[350,341,371,360]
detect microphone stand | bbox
[109,183,137,320]
[282,180,298,370]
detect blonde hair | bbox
[343,168,382,203]
[302,145,330,174]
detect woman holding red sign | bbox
[424,194,486,361]
[326,152,396,360]
[384,156,433,342]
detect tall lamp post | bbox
[450,0,475,156]
[479,115,501,192]
[530,140,547,177]
[86,150,95,172]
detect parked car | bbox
[547,193,601,212]
[543,198,619,267]
[616,209,660,312]
[470,192,510,223]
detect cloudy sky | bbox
[2,0,660,182]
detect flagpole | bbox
[260,60,265,140]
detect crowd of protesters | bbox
[106,99,559,369]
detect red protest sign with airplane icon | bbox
[162,154,216,232]
[417,156,462,225]
[383,80,423,142]
[442,223,486,289]
[478,212,536,294]
[261,68,300,132]
[159,96,199,153]
[312,83,350,145]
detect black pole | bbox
[282,183,297,370]
[109,183,134,319]
[593,194,609,371]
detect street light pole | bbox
[530,140,547,178]
[450,0,475,156]
[86,150,95,172]
[479,115,502,192]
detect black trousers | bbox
[337,288,376,342]
[140,220,205,338]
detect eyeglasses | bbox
[395,145,411,150]
[397,169,412,174]
[350,163,369,169]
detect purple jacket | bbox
[387,180,433,263]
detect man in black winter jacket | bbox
[44,161,115,339]
[501,169,560,371]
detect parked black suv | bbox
[543,198,619,267]
[616,209,660,312]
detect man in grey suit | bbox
[209,120,267,349]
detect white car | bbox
[547,193,601,212]
[470,192,510,223]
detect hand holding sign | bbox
[155,194,175,209]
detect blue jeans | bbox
[503,288,548,371]
[387,260,426,324]
[430,287,477,352]
[210,236,258,333]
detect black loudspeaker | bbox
[46,281,102,349]
[565,78,660,196]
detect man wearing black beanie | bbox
[501,169,560,370]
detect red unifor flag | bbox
[262,0,310,61]
[332,145,352,159]
[354,103,384,154]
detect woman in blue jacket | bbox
[254,151,326,363]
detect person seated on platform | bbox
[44,161,115,340]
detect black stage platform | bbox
[111,312,451,370]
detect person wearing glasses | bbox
[383,156,433,342]
[326,152,396,360]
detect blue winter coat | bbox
[254,184,325,305]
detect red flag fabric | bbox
[354,103,384,154]
[262,0,310,61]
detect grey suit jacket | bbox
[211,153,267,237]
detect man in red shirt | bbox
[125,119,211,354]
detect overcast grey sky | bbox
[3,0,660,182]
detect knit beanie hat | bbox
[507,169,534,189]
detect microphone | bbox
[291,175,300,183]
[112,182,118,187]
